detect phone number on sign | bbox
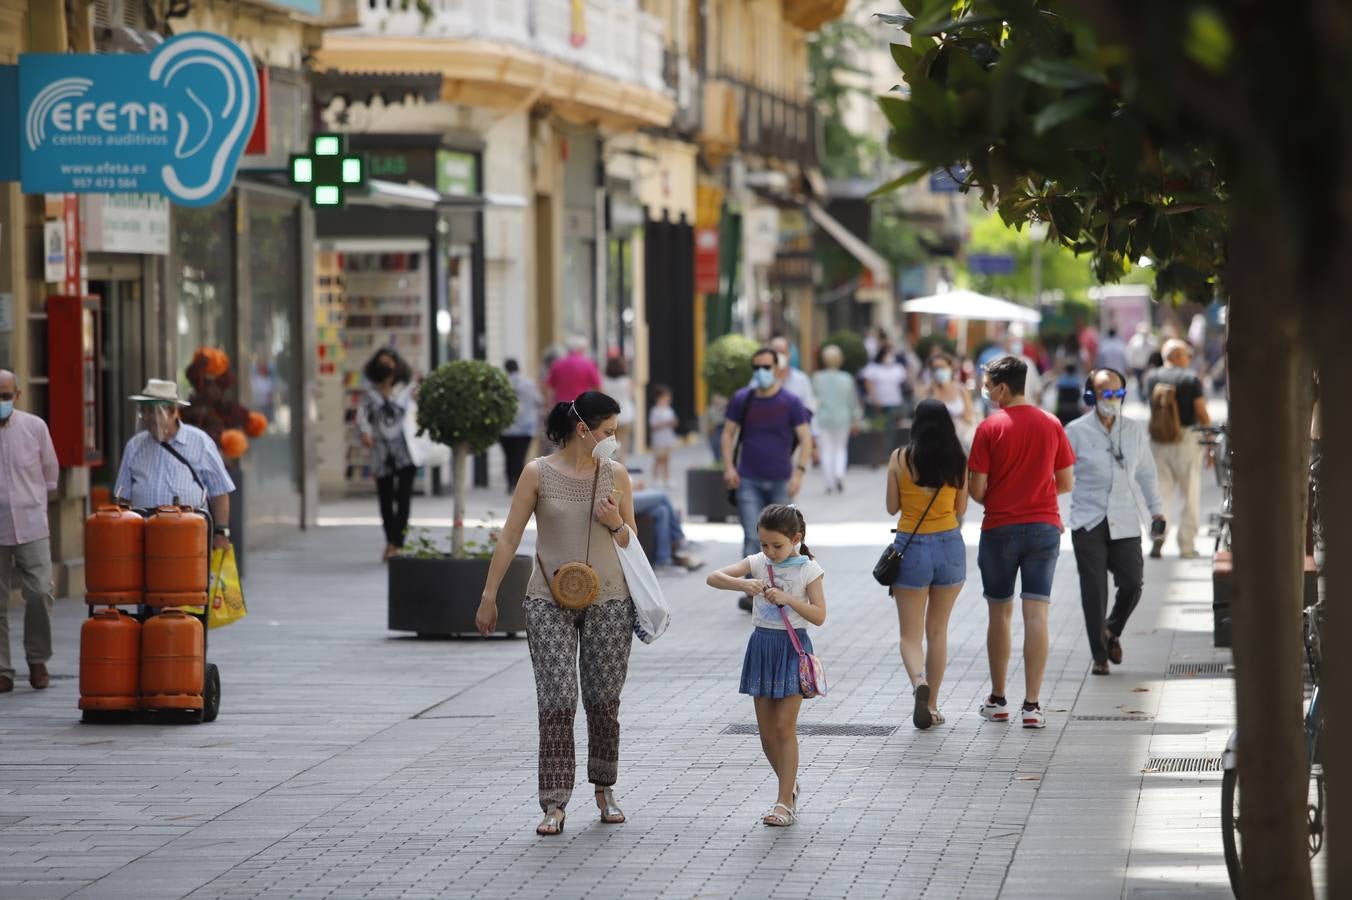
[69,177,143,190]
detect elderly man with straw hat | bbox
[113,379,235,550]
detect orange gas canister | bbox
[78,608,141,712]
[84,505,145,605]
[139,609,204,710]
[144,505,208,606]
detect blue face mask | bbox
[0,400,13,420]
[752,368,776,390]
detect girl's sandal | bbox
[762,803,797,827]
[595,787,626,824]
[792,782,800,807]
[536,808,565,836]
[930,709,945,726]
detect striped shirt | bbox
[0,410,60,545]
[113,424,235,510]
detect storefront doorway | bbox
[88,261,150,503]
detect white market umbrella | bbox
[902,289,1042,324]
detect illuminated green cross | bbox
[289,133,366,207]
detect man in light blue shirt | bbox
[113,379,235,549]
[1065,368,1164,674]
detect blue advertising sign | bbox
[928,167,969,193]
[9,33,257,207]
[968,253,1017,276]
[0,66,16,181]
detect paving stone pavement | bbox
[0,436,1273,899]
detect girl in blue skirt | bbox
[707,504,827,827]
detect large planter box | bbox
[388,554,531,637]
[848,430,892,468]
[687,467,737,523]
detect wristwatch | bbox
[605,522,626,535]
[213,525,231,538]
[795,465,807,473]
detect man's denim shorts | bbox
[893,528,967,590]
[977,522,1062,602]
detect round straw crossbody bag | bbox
[537,464,603,610]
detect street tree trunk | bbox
[451,443,469,558]
[1227,213,1315,898]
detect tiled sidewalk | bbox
[0,454,1246,899]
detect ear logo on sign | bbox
[15,33,258,207]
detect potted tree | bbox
[691,333,758,522]
[387,360,530,637]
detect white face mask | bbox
[1099,399,1123,419]
[591,434,619,460]
[933,368,953,385]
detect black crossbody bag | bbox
[872,450,940,587]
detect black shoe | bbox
[1149,539,1163,559]
[1105,633,1123,665]
[738,594,753,612]
[1091,660,1111,676]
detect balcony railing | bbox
[704,78,817,168]
[350,0,666,94]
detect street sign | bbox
[5,33,258,207]
[289,133,366,207]
[967,253,1016,275]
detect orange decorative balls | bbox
[244,411,268,438]
[219,429,249,459]
[196,347,230,378]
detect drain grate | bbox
[1144,756,1224,773]
[1072,714,1152,722]
[722,723,897,737]
[1167,662,1233,678]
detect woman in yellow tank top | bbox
[884,399,969,730]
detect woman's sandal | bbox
[913,683,933,730]
[536,808,565,836]
[595,787,626,824]
[762,803,797,827]
[929,709,945,726]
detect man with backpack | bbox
[1146,339,1212,558]
[722,347,814,611]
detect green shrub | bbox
[702,334,760,398]
[821,331,869,374]
[415,360,517,454]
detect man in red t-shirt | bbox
[968,356,1075,730]
[546,336,602,404]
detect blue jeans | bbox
[977,523,1062,602]
[736,478,789,557]
[632,491,685,565]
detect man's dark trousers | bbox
[1071,519,1144,664]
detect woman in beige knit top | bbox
[477,390,638,837]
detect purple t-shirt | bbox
[727,387,811,481]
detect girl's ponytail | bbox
[757,504,812,558]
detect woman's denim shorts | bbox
[893,527,967,590]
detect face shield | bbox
[137,402,178,442]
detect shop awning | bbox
[351,181,528,211]
[805,201,892,289]
[902,289,1042,324]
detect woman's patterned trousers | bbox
[524,596,635,813]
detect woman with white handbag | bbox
[476,391,646,837]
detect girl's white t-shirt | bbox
[746,552,825,631]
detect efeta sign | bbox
[0,33,258,207]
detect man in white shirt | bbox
[1065,368,1164,674]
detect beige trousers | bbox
[0,538,55,679]
[1151,441,1203,553]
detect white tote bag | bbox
[614,533,670,644]
[402,395,451,468]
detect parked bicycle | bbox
[1198,423,1232,554]
[1220,430,1324,897]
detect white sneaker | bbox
[653,564,687,578]
[978,696,1010,723]
[1021,703,1046,729]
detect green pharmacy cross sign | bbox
[289,134,365,207]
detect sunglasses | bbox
[752,364,774,372]
[1098,389,1127,400]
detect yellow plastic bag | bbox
[207,545,247,629]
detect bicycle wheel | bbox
[1222,768,1242,898]
[1309,764,1325,857]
